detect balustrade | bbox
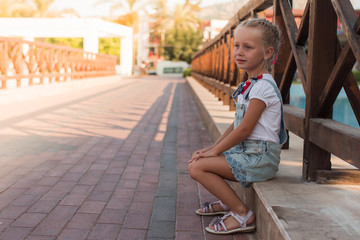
[0,37,117,89]
[191,0,360,183]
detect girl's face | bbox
[233,26,272,76]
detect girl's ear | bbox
[264,47,274,60]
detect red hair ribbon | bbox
[272,54,279,64]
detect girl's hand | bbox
[191,146,212,159]
[188,149,219,163]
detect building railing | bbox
[191,0,360,182]
[0,37,117,89]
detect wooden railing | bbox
[191,0,360,182]
[0,37,117,89]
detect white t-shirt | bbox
[236,74,281,143]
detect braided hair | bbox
[235,18,281,72]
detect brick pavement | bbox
[0,76,256,240]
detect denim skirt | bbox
[223,139,282,188]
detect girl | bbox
[188,18,287,235]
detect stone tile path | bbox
[0,76,256,240]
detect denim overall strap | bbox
[232,82,246,101]
[232,80,258,102]
[259,79,287,145]
[232,82,251,129]
[241,79,287,145]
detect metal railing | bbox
[0,37,117,89]
[191,0,360,182]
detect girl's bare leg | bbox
[188,156,255,229]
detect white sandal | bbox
[195,200,230,216]
[205,210,256,234]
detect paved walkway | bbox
[0,76,256,240]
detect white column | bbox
[121,34,133,76]
[83,29,99,54]
[137,15,142,66]
[137,13,149,66]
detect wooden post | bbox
[303,0,337,181]
[220,36,225,83]
[274,0,293,149]
[223,31,232,106]
[212,45,216,78]
[217,39,222,100]
[0,41,8,89]
[207,50,211,77]
[214,42,219,98]
[225,31,231,84]
[215,42,219,80]
[273,0,291,88]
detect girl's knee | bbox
[188,161,201,180]
[188,162,195,178]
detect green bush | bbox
[99,38,121,64]
[183,68,192,78]
[41,38,83,49]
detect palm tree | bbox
[150,0,203,59]
[96,0,151,67]
[172,0,202,30]
[151,0,201,33]
[149,0,169,52]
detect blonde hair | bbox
[235,18,281,72]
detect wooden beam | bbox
[331,0,360,64]
[316,9,360,118]
[212,45,216,77]
[274,0,291,88]
[279,53,297,101]
[283,105,305,138]
[295,1,309,46]
[225,32,231,84]
[220,37,225,82]
[231,65,238,87]
[343,73,360,126]
[316,169,360,184]
[222,40,227,84]
[303,0,337,181]
[215,42,219,80]
[274,0,292,149]
[309,119,360,168]
[279,0,307,86]
[317,42,355,117]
